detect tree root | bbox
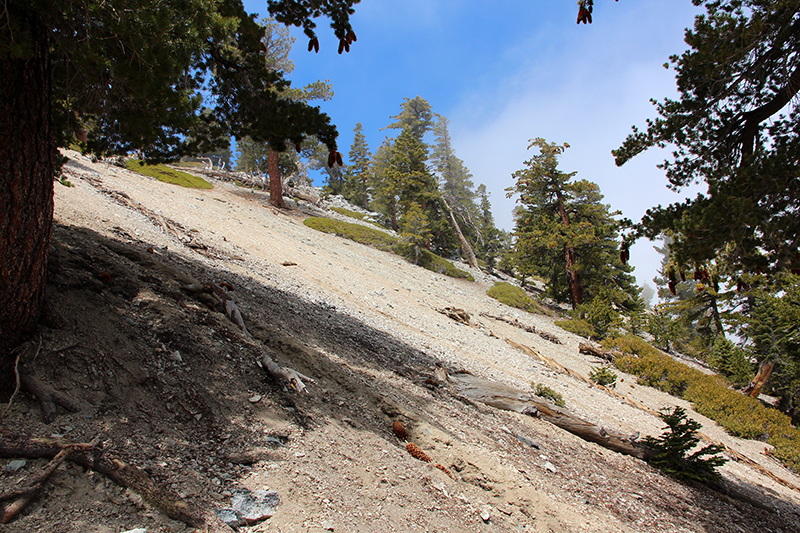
[18,364,79,423]
[0,431,234,531]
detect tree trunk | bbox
[554,188,582,309]
[441,197,478,268]
[0,11,55,399]
[743,360,775,398]
[565,246,582,309]
[267,148,285,208]
[390,197,398,232]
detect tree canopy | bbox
[614,0,800,278]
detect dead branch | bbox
[480,312,536,333]
[507,339,588,383]
[1,440,96,523]
[259,354,308,393]
[579,342,616,362]
[184,282,311,392]
[438,307,471,325]
[0,431,234,531]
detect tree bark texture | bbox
[267,148,286,208]
[0,11,55,397]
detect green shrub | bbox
[554,318,596,339]
[603,334,800,474]
[58,177,74,187]
[532,383,566,407]
[126,160,213,189]
[579,294,622,339]
[303,217,473,281]
[331,206,367,220]
[486,282,548,315]
[643,406,726,483]
[588,366,618,388]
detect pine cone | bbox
[392,421,409,441]
[406,442,431,463]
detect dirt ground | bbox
[2,151,800,533]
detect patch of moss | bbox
[126,160,212,189]
[486,282,547,315]
[303,217,473,281]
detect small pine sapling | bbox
[588,366,617,388]
[643,406,726,482]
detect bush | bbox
[303,217,473,281]
[579,294,622,339]
[643,406,726,483]
[554,318,596,339]
[603,334,800,474]
[126,160,213,189]
[532,383,566,407]
[331,206,367,220]
[486,282,548,315]
[588,366,618,388]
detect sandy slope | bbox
[1,150,799,532]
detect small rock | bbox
[249,394,262,403]
[168,350,182,363]
[479,506,491,522]
[121,529,147,533]
[543,462,557,473]
[321,519,334,531]
[5,460,26,472]
[231,489,280,524]
[215,508,240,528]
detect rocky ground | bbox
[1,151,800,532]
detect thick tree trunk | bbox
[267,148,286,208]
[0,11,55,399]
[565,246,582,309]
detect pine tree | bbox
[615,1,800,277]
[509,139,637,310]
[384,96,434,142]
[342,123,372,208]
[0,0,359,397]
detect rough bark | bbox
[267,148,286,208]
[0,10,55,399]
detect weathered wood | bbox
[507,339,588,383]
[447,372,655,461]
[480,313,536,333]
[579,342,616,362]
[0,432,234,531]
[743,360,775,397]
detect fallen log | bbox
[0,431,234,531]
[447,372,655,461]
[579,342,616,362]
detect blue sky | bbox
[241,0,705,291]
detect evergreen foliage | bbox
[508,139,638,310]
[643,407,726,483]
[614,0,800,277]
[341,123,372,208]
[588,366,618,388]
[486,283,548,316]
